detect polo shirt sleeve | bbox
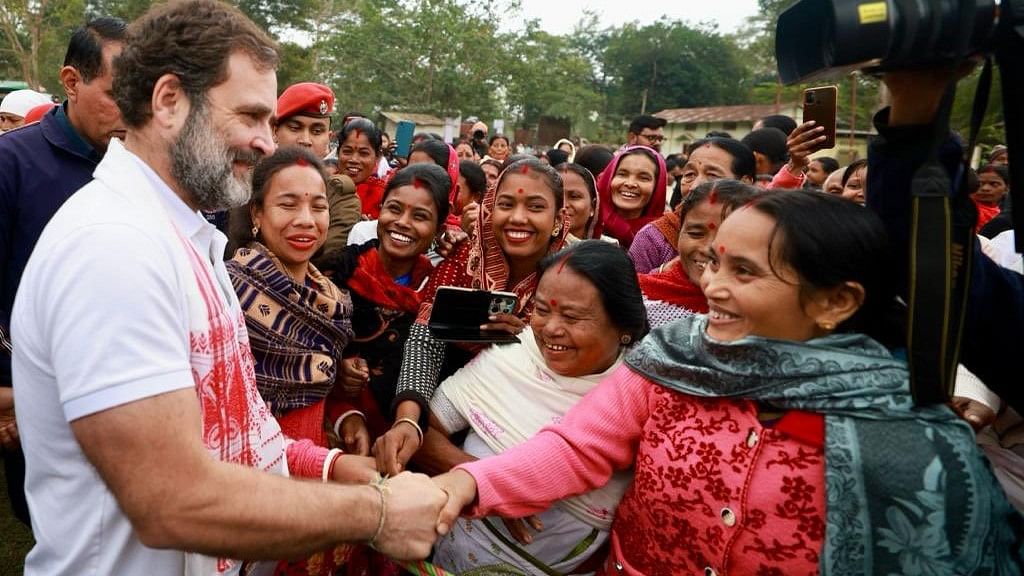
[23,222,193,422]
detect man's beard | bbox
[170,102,262,212]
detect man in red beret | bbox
[274,81,333,158]
[274,82,362,255]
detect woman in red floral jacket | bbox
[435,190,1020,576]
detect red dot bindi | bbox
[294,157,309,167]
[549,299,558,308]
[718,245,727,254]
[707,222,717,230]
[517,188,524,194]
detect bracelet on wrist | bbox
[392,417,424,447]
[367,474,390,549]
[322,448,344,482]
[333,410,366,438]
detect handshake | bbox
[366,469,478,561]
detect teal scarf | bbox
[626,315,1021,575]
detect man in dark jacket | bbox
[868,67,1024,412]
[0,16,126,526]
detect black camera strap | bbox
[904,0,995,405]
[906,83,974,405]
[994,1,1024,252]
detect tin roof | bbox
[654,104,794,124]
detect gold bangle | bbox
[393,417,424,447]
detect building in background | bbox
[380,111,447,139]
[654,103,871,162]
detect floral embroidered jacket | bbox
[461,367,825,576]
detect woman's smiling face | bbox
[609,152,657,219]
[531,266,621,377]
[700,207,820,342]
[252,164,329,278]
[491,172,558,264]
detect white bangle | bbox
[333,410,366,439]
[322,448,343,482]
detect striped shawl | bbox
[228,244,353,417]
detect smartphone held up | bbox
[802,86,837,150]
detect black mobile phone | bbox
[803,86,838,149]
[428,287,520,343]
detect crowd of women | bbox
[216,94,1021,575]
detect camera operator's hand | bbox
[883,63,978,126]
[783,121,827,176]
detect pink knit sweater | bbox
[457,364,825,576]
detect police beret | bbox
[276,82,334,122]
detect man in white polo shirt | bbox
[10,2,447,575]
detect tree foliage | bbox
[312,0,510,119]
[600,19,749,117]
[0,0,85,91]
[16,0,988,145]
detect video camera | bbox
[776,0,1021,83]
[775,0,1024,405]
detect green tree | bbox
[0,0,86,91]
[315,0,509,120]
[600,19,750,118]
[276,40,316,93]
[86,0,151,21]
[234,0,319,34]
[952,65,1004,147]
[500,24,603,134]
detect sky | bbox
[511,0,762,35]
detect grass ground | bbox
[0,456,32,576]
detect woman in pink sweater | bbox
[434,190,1019,575]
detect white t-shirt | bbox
[12,141,284,575]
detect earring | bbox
[251,224,260,238]
[818,320,835,331]
[552,222,562,237]
[620,334,632,345]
